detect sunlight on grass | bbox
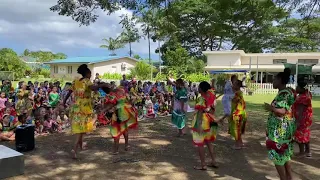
[191,94,320,122]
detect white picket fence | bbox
[247,83,295,95]
[244,83,320,96]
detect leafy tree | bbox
[163,46,190,75]
[129,61,157,80]
[273,18,320,52]
[119,14,140,57]
[0,48,27,79]
[23,49,30,56]
[24,50,67,62]
[100,37,124,56]
[50,0,168,26]
[133,54,142,59]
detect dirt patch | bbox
[1,116,319,180]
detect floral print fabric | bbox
[266,88,295,166]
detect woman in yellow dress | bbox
[63,64,109,159]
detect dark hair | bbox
[77,64,90,77]
[297,80,307,89]
[65,82,72,86]
[199,81,211,92]
[176,78,184,88]
[18,113,27,123]
[276,68,291,84]
[235,80,244,87]
[231,75,237,81]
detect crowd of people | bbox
[0,65,313,180]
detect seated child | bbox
[56,111,70,129]
[43,114,61,133]
[158,95,169,116]
[0,91,8,110]
[145,103,156,119]
[0,114,15,141]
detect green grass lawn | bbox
[190,94,320,122]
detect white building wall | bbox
[92,58,136,75]
[206,53,242,66]
[50,64,93,80]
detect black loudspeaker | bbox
[15,124,35,152]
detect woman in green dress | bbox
[264,68,295,180]
[171,79,188,137]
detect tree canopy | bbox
[49,0,320,77]
[23,49,67,62]
[0,48,27,79]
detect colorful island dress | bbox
[229,90,247,140]
[266,88,296,165]
[293,90,313,144]
[15,89,32,115]
[171,88,188,130]
[105,86,138,138]
[191,89,217,146]
[69,78,95,134]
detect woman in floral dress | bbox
[171,79,188,137]
[63,64,108,159]
[229,80,247,149]
[264,68,295,180]
[293,80,313,158]
[192,81,219,170]
[15,83,33,116]
[105,86,138,154]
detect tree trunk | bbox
[129,42,132,57]
[147,27,152,80]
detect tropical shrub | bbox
[102,73,123,80]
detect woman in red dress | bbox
[293,81,313,158]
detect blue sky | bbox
[0,0,160,60]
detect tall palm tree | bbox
[120,14,140,57]
[100,37,124,56]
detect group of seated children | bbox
[0,80,72,141]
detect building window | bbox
[298,59,319,65]
[54,66,58,73]
[67,66,72,74]
[273,59,287,64]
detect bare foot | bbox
[81,142,88,150]
[112,151,119,155]
[125,145,130,151]
[232,145,242,150]
[193,165,207,171]
[71,149,77,159]
[207,162,219,168]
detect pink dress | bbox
[0,98,7,109]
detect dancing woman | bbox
[229,80,247,149]
[264,68,295,180]
[293,80,313,158]
[105,86,138,154]
[192,81,219,170]
[171,79,188,137]
[63,64,107,159]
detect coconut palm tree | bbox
[100,36,124,56]
[120,14,140,57]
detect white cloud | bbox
[0,0,157,56]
